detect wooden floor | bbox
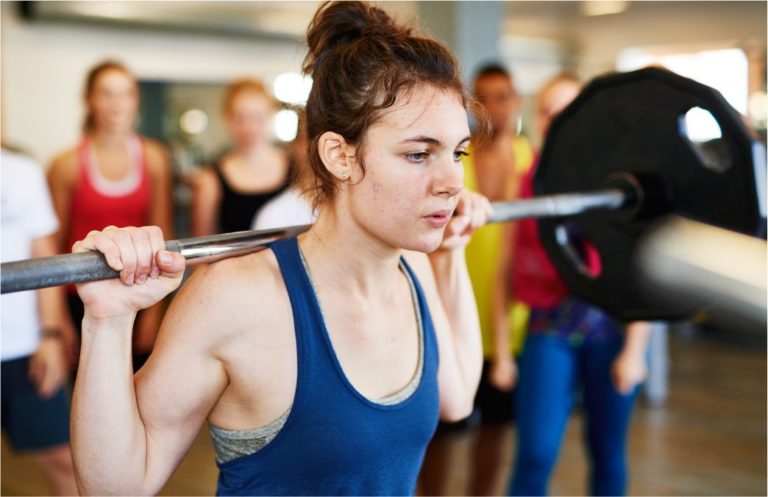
[2,329,765,496]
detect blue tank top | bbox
[216,237,440,496]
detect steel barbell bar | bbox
[0,187,632,295]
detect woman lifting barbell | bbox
[69,1,491,495]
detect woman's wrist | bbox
[493,351,513,364]
[40,327,63,340]
[82,312,137,332]
[430,244,465,261]
[428,247,467,290]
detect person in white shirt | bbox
[1,148,78,496]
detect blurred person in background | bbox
[494,73,650,497]
[419,63,534,496]
[2,147,78,496]
[191,78,290,236]
[251,108,316,230]
[47,60,174,371]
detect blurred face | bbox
[345,86,469,253]
[225,91,274,149]
[535,80,581,140]
[474,73,521,133]
[87,69,138,133]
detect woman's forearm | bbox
[491,223,518,362]
[428,248,483,404]
[72,314,152,495]
[622,321,652,357]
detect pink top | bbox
[66,135,151,292]
[510,157,603,309]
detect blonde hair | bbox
[221,78,277,116]
[535,72,582,107]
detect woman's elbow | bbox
[439,397,474,423]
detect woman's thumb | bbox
[156,250,186,276]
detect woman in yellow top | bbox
[419,63,533,496]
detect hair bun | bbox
[303,1,407,77]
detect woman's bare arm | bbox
[70,229,228,495]
[144,140,175,238]
[190,168,221,237]
[404,190,490,421]
[46,151,78,253]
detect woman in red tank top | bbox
[47,61,174,368]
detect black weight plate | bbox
[534,67,766,321]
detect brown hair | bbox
[221,78,276,116]
[82,60,135,132]
[302,1,483,204]
[473,62,513,85]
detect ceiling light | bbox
[274,109,299,142]
[581,1,628,16]
[273,73,313,105]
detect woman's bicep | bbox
[132,279,228,489]
[47,158,75,251]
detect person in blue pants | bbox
[493,74,651,496]
[510,302,649,496]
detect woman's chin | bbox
[98,120,134,134]
[397,233,444,254]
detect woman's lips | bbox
[424,210,451,228]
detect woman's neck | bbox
[234,141,270,165]
[299,200,403,299]
[491,123,517,144]
[89,129,132,148]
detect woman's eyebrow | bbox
[400,135,471,147]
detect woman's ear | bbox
[317,131,355,181]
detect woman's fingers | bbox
[156,250,186,278]
[108,227,139,285]
[73,226,171,286]
[146,225,166,280]
[454,190,492,236]
[74,228,124,272]
[128,227,153,285]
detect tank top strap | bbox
[213,161,234,195]
[398,255,439,370]
[269,237,320,338]
[77,135,92,182]
[268,237,324,398]
[133,134,149,185]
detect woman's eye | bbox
[405,152,430,163]
[453,150,469,162]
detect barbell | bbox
[1,68,765,328]
[0,187,628,291]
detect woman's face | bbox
[225,91,274,149]
[87,69,138,133]
[345,86,469,253]
[535,80,581,141]
[474,74,520,134]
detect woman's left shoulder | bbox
[142,137,169,159]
